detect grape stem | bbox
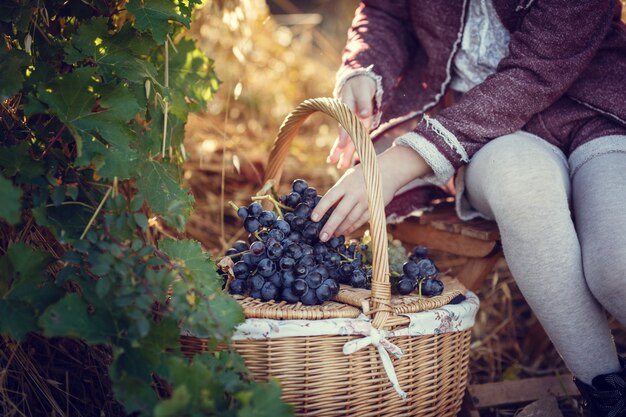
[228,201,240,213]
[250,195,290,219]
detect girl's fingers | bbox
[335,204,366,236]
[345,210,370,235]
[318,197,357,242]
[338,139,356,169]
[311,186,343,222]
[327,136,342,164]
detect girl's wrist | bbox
[377,145,433,192]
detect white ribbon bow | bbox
[342,320,410,400]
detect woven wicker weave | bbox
[183,98,472,416]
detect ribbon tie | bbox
[342,320,409,400]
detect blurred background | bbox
[183,2,626,416]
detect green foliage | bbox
[0,1,291,416]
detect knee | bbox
[473,134,570,215]
[583,244,626,303]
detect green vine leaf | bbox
[136,160,194,227]
[127,0,189,44]
[0,47,30,100]
[159,238,217,280]
[0,175,23,224]
[0,300,37,340]
[39,293,117,344]
[0,243,57,340]
[65,18,159,86]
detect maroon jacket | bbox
[337,0,626,176]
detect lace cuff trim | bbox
[394,132,456,187]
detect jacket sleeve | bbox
[397,0,618,185]
[334,0,415,130]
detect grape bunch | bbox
[395,246,444,296]
[222,179,344,305]
[220,178,444,304]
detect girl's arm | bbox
[335,1,417,132]
[399,0,619,186]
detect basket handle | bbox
[264,97,391,329]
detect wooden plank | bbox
[459,220,501,241]
[467,375,578,409]
[457,251,502,292]
[388,222,498,258]
[430,217,464,234]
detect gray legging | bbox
[462,132,626,383]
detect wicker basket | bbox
[182,98,477,417]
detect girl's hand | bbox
[328,75,377,169]
[313,145,433,241]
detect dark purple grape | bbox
[303,187,317,199]
[300,290,319,305]
[233,240,248,252]
[287,231,302,242]
[244,217,260,233]
[294,203,312,219]
[292,179,308,194]
[323,279,339,295]
[259,210,277,227]
[351,270,367,288]
[286,243,303,260]
[315,284,332,302]
[257,258,276,277]
[248,274,265,291]
[291,216,307,230]
[279,257,295,270]
[340,263,353,277]
[328,236,342,249]
[229,279,247,295]
[417,259,438,278]
[301,244,314,257]
[314,195,322,206]
[327,253,341,265]
[258,231,269,241]
[232,261,250,279]
[281,287,300,303]
[403,261,420,279]
[283,212,296,223]
[298,255,315,268]
[267,229,285,241]
[316,265,329,280]
[266,242,284,260]
[397,278,415,295]
[250,289,262,299]
[250,241,265,255]
[302,196,316,208]
[242,253,261,267]
[248,202,263,217]
[237,206,248,219]
[294,264,308,278]
[413,245,428,259]
[285,192,301,207]
[268,272,282,287]
[225,248,238,257]
[421,279,444,296]
[313,244,328,258]
[291,279,308,296]
[281,271,295,288]
[260,282,278,301]
[306,271,323,289]
[275,219,291,234]
[302,222,320,240]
